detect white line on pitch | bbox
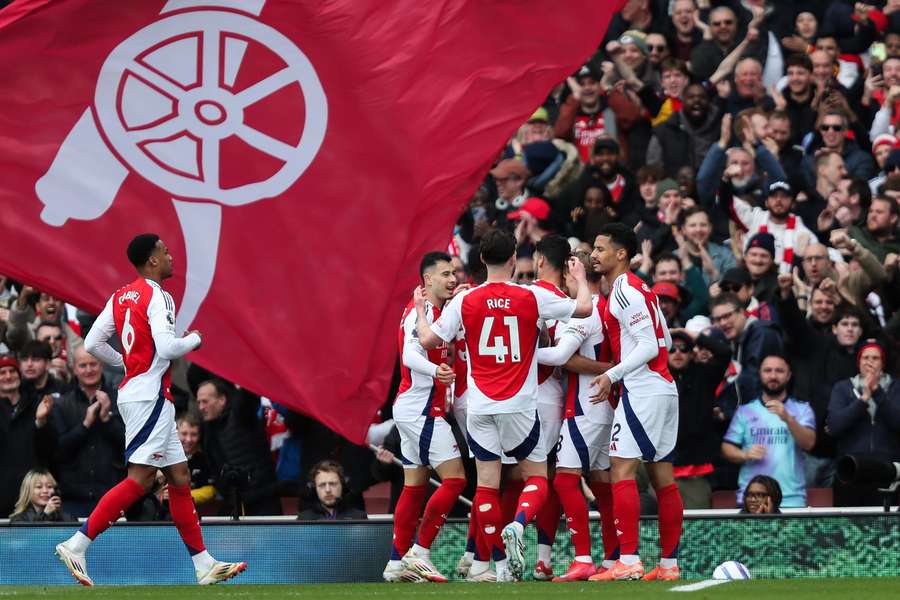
[669,579,731,592]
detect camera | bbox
[837,455,900,511]
[837,455,900,489]
[219,464,251,520]
[220,464,251,487]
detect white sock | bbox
[462,551,475,562]
[620,554,640,566]
[495,557,508,572]
[471,559,490,574]
[67,531,91,554]
[660,558,678,569]
[191,550,216,572]
[575,555,592,564]
[507,521,524,536]
[602,559,615,569]
[537,543,552,563]
[411,544,429,558]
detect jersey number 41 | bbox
[478,316,521,363]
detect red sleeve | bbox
[554,95,579,142]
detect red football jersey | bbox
[431,281,576,415]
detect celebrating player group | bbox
[386,224,683,583]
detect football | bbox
[713,561,752,580]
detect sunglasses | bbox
[40,335,64,341]
[711,19,734,26]
[719,283,742,293]
[820,124,844,132]
[648,44,667,52]
[671,345,692,354]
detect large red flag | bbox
[0,0,618,442]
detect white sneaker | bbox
[456,553,473,578]
[465,567,498,582]
[402,550,448,583]
[500,524,524,581]
[196,560,247,585]
[383,561,424,583]
[55,542,92,587]
[495,567,516,583]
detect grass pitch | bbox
[2,579,900,600]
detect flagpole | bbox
[368,444,472,508]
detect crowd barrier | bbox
[2,511,898,584]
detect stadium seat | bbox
[711,490,737,509]
[807,487,833,507]
[281,496,299,515]
[363,482,392,514]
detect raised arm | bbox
[568,257,592,318]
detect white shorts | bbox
[537,402,563,456]
[557,417,611,472]
[467,410,546,463]
[120,396,186,468]
[396,416,461,468]
[609,389,678,462]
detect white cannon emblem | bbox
[36,0,327,332]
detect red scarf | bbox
[607,174,625,203]
[758,214,796,268]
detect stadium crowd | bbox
[3,0,900,533]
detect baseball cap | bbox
[490,158,529,180]
[720,267,751,287]
[670,330,694,348]
[768,181,792,196]
[593,136,620,154]
[652,281,681,303]
[508,197,551,221]
[575,63,600,82]
[527,107,550,123]
[685,315,712,335]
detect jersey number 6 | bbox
[121,307,135,356]
[478,316,521,364]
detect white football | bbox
[712,561,752,580]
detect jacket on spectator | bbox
[0,389,56,517]
[202,388,280,516]
[717,318,783,422]
[646,109,721,178]
[9,504,74,523]
[50,380,125,507]
[672,333,731,468]
[828,377,900,463]
[777,292,859,458]
[297,496,368,521]
[848,224,900,264]
[554,90,642,164]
